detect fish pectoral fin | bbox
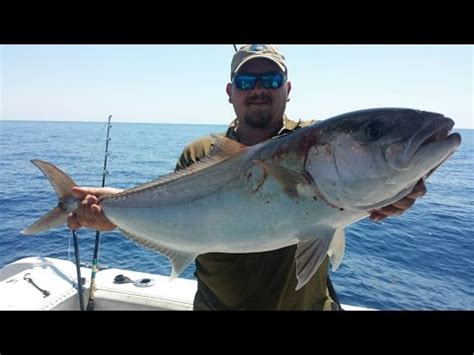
[253,160,309,197]
[21,206,69,235]
[327,228,345,271]
[294,231,334,291]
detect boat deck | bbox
[0,257,372,310]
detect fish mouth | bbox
[387,116,459,171]
[418,122,454,149]
[413,120,461,158]
[418,129,461,178]
[407,117,461,176]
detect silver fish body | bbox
[22,108,462,289]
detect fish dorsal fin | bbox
[209,134,248,159]
[294,229,334,291]
[327,228,345,271]
[31,159,78,198]
[178,134,247,173]
[253,160,310,197]
[117,228,196,280]
[108,135,247,200]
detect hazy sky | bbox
[1,45,473,129]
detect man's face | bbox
[227,58,291,129]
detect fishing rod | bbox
[86,114,112,311]
[71,115,112,311]
[72,229,85,310]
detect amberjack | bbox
[22,108,462,290]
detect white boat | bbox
[0,256,371,310]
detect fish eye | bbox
[364,123,383,140]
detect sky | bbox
[1,45,473,129]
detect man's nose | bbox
[251,78,265,92]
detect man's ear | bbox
[286,81,292,101]
[226,83,232,103]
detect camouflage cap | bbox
[230,44,287,80]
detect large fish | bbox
[22,108,461,290]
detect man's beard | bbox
[243,109,273,128]
[243,94,273,128]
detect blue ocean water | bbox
[0,120,472,310]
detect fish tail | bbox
[21,160,78,235]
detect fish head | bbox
[305,108,462,211]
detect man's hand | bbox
[369,179,427,222]
[67,186,123,231]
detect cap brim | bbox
[232,54,287,78]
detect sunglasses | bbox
[233,72,286,90]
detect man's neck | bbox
[235,119,284,146]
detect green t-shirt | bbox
[175,116,338,310]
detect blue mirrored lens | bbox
[261,73,284,89]
[234,75,257,90]
[234,72,285,90]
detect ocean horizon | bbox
[2,119,473,130]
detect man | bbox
[68,45,426,310]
